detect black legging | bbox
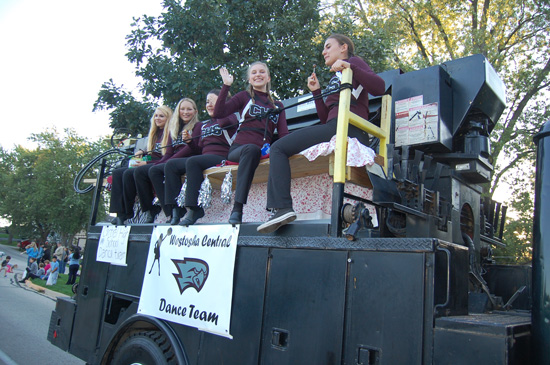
[109,167,137,217]
[163,158,190,211]
[66,264,79,285]
[133,163,157,213]
[228,144,262,205]
[184,154,226,207]
[149,163,169,216]
[266,119,370,209]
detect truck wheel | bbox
[112,331,176,365]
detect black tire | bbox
[112,331,176,365]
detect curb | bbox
[15,273,70,300]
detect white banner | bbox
[97,225,131,266]
[138,225,240,339]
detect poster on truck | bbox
[138,225,240,339]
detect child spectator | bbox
[1,256,17,277]
[37,263,46,279]
[19,257,40,282]
[43,260,51,275]
[46,256,60,285]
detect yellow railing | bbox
[333,68,391,183]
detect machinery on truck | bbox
[48,54,547,364]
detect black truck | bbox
[48,54,548,364]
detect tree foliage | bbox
[324,0,549,262]
[0,129,106,245]
[96,0,323,134]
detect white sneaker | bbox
[257,208,297,234]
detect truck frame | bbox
[48,54,546,364]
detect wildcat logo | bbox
[172,258,209,294]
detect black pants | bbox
[266,119,370,209]
[134,163,157,213]
[149,163,169,216]
[66,264,79,285]
[184,154,225,207]
[164,158,190,211]
[110,167,137,217]
[23,268,40,280]
[228,144,262,205]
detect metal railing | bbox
[330,68,391,237]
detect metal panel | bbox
[48,297,76,351]
[70,229,111,363]
[343,251,427,365]
[198,247,269,365]
[260,249,348,365]
[433,314,531,364]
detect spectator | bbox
[62,247,70,274]
[54,243,66,274]
[37,263,46,279]
[19,257,40,282]
[46,256,60,285]
[43,260,51,275]
[42,243,52,262]
[1,256,17,277]
[66,248,81,285]
[37,243,45,263]
[24,242,38,266]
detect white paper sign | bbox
[138,225,240,339]
[97,226,131,266]
[394,95,424,147]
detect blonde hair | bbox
[147,105,173,154]
[246,61,275,107]
[163,98,199,150]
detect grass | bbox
[0,233,19,247]
[26,273,79,297]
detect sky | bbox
[0,0,164,150]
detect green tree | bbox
[325,0,549,262]
[93,79,157,136]
[0,129,106,245]
[96,0,322,134]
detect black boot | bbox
[228,202,243,225]
[179,207,205,226]
[143,210,154,224]
[170,206,186,225]
[111,214,127,225]
[228,211,242,225]
[143,206,161,224]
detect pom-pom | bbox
[176,179,186,207]
[221,171,233,204]
[198,176,212,209]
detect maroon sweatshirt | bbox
[312,56,385,124]
[156,122,202,163]
[199,113,239,156]
[214,85,289,147]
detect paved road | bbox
[0,244,84,365]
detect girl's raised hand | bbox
[307,73,320,92]
[219,67,234,86]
